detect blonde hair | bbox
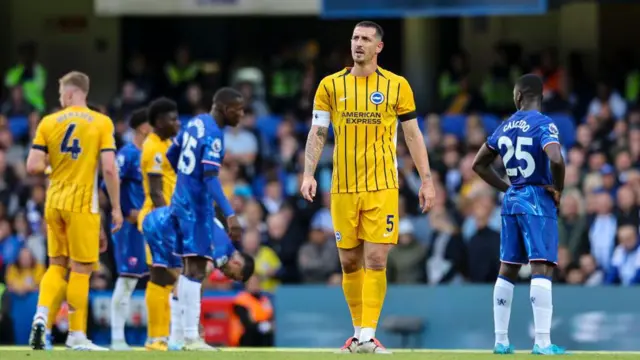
[59,71,90,93]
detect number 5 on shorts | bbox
[386,215,394,232]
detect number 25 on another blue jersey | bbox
[178,132,198,175]
[61,124,82,159]
[498,136,535,178]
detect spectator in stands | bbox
[266,209,303,283]
[579,254,604,286]
[482,45,521,115]
[565,265,584,285]
[242,229,281,293]
[4,41,46,112]
[297,222,339,284]
[388,220,427,284]
[123,52,154,102]
[0,281,13,344]
[179,83,206,116]
[462,192,501,242]
[0,219,20,269]
[229,275,274,347]
[615,150,634,184]
[587,79,627,123]
[534,47,569,112]
[1,86,35,118]
[261,179,286,216]
[109,81,144,122]
[438,51,469,103]
[237,82,270,118]
[425,207,467,284]
[5,247,44,295]
[616,185,639,228]
[605,225,640,285]
[466,197,500,283]
[239,199,267,240]
[164,45,201,99]
[558,190,589,261]
[225,109,259,173]
[588,192,617,270]
[269,46,303,113]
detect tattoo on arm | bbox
[304,126,328,176]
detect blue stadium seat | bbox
[547,113,576,148]
[481,114,501,135]
[8,116,29,139]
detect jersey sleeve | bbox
[166,133,182,172]
[486,128,500,151]
[201,131,224,172]
[540,122,561,150]
[141,143,164,176]
[312,77,332,127]
[100,117,117,152]
[32,117,49,152]
[396,77,417,122]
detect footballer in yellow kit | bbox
[27,71,123,351]
[301,21,435,354]
[136,98,180,351]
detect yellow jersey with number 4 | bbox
[32,105,116,214]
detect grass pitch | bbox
[1,347,640,360]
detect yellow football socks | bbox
[37,265,68,320]
[163,285,174,337]
[361,268,387,334]
[67,272,90,334]
[342,268,365,330]
[146,282,173,339]
[46,278,68,331]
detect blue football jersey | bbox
[116,143,145,217]
[487,110,560,218]
[169,114,225,220]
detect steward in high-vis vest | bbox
[5,42,47,112]
[229,275,273,347]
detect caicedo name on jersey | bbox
[341,111,383,125]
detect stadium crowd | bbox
[0,40,639,330]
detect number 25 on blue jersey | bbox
[498,136,535,178]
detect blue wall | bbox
[275,285,640,351]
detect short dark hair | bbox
[239,252,255,283]
[355,21,384,40]
[147,97,177,127]
[515,74,543,100]
[213,87,243,107]
[129,107,148,130]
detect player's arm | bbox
[143,147,167,208]
[202,136,241,241]
[472,143,510,193]
[26,118,48,175]
[304,79,331,178]
[100,121,121,212]
[166,134,181,172]
[543,143,565,192]
[397,79,432,184]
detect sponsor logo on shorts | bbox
[335,231,342,242]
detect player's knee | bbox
[70,261,94,274]
[184,258,207,281]
[49,256,68,268]
[498,263,520,281]
[339,250,363,273]
[364,251,387,270]
[529,261,553,277]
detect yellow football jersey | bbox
[32,106,116,214]
[313,67,417,194]
[137,132,177,230]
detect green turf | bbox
[0,348,640,360]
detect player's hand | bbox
[300,174,317,202]
[99,227,108,253]
[418,178,436,213]
[544,185,562,207]
[111,207,123,233]
[227,215,242,242]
